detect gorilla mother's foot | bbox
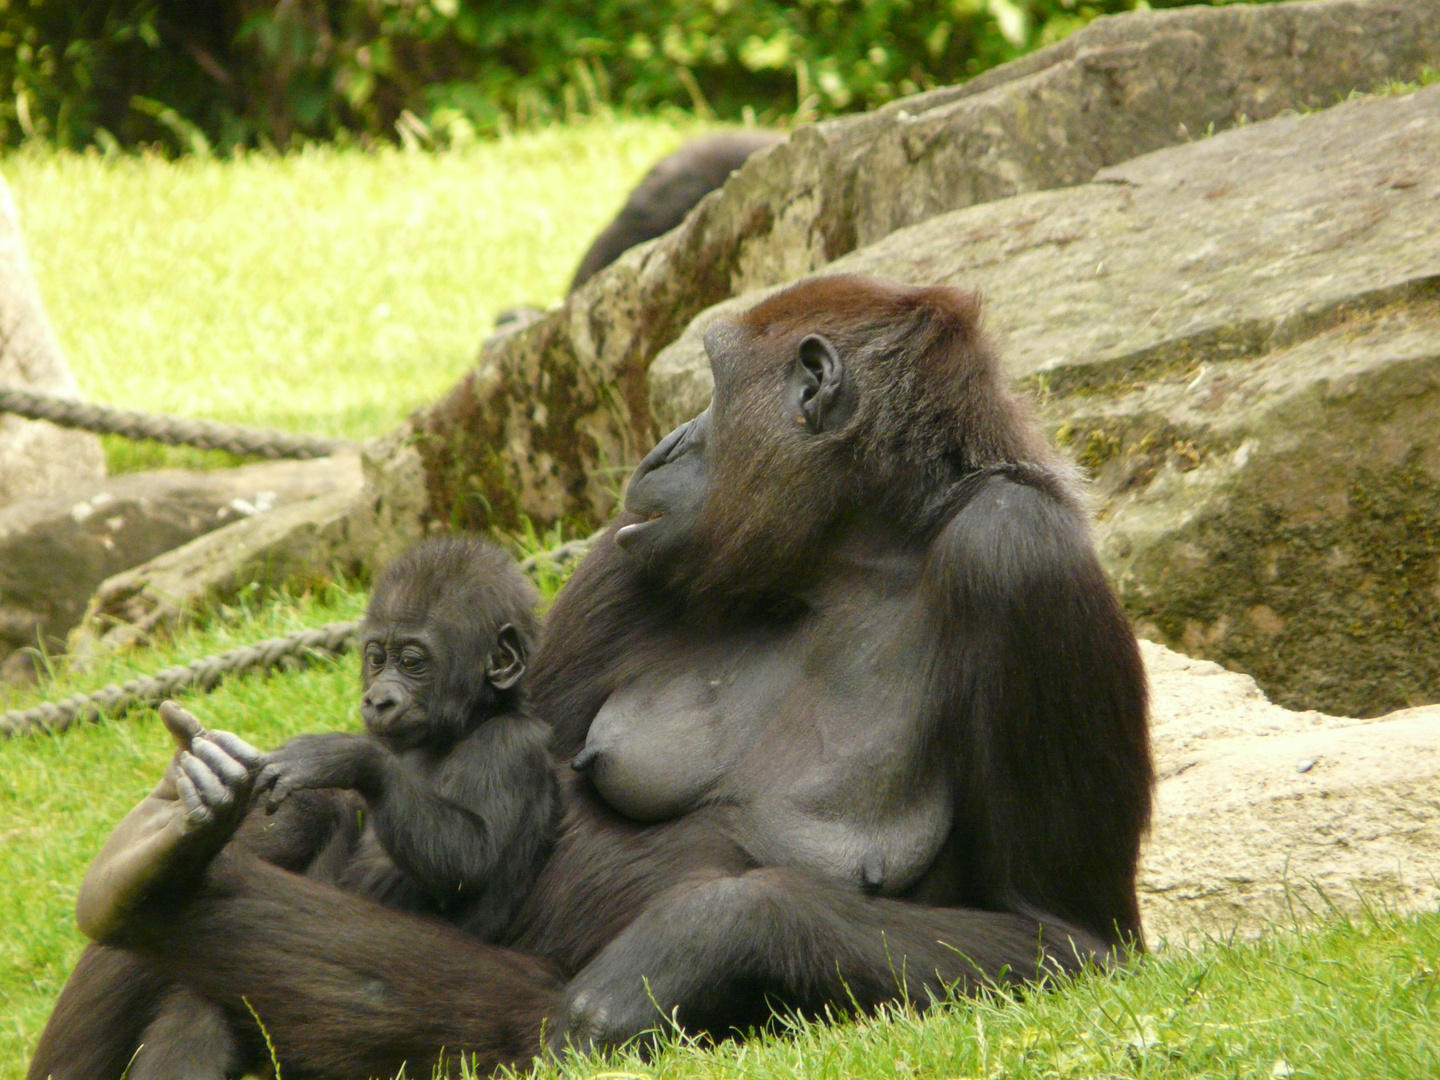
[76,702,262,942]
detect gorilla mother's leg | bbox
[109,852,564,1078]
[26,945,166,1080]
[553,867,1115,1051]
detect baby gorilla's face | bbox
[360,613,528,751]
[360,630,437,749]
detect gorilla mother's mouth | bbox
[615,514,662,544]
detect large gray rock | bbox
[388,0,1440,534]
[0,454,360,673]
[0,175,105,508]
[1140,640,1440,947]
[651,84,1440,717]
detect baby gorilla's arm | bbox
[255,730,502,903]
[76,702,262,942]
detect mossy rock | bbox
[646,84,1440,715]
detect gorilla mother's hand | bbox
[75,701,261,942]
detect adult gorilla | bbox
[49,276,1151,1078]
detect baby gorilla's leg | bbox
[129,984,248,1080]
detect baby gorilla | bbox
[127,535,558,1080]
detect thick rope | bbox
[0,623,360,738]
[0,386,351,460]
[0,533,600,739]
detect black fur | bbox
[568,130,780,291]
[33,276,1150,1079]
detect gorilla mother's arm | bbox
[552,866,1111,1051]
[927,468,1152,944]
[76,718,564,1078]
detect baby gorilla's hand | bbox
[255,733,383,812]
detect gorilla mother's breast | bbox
[578,595,953,897]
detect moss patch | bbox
[1051,414,1228,501]
[1128,454,1440,716]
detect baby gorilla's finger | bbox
[265,779,296,816]
[176,770,212,827]
[179,751,233,813]
[254,761,279,794]
[190,736,251,789]
[254,763,290,814]
[207,730,264,772]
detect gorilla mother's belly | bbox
[581,630,952,897]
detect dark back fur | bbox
[569,131,782,292]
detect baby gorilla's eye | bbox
[364,644,385,669]
[400,649,428,674]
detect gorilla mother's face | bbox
[616,404,712,571]
[616,313,854,594]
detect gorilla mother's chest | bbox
[581,601,951,896]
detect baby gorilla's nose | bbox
[363,686,403,721]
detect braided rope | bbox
[0,386,351,460]
[0,623,359,739]
[0,533,602,739]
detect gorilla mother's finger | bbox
[179,751,234,812]
[176,770,212,826]
[159,700,204,751]
[190,736,253,789]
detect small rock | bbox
[0,453,360,668]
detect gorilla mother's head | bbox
[619,276,1056,602]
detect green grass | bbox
[2,118,701,471]
[2,119,1437,1078]
[0,586,368,1073]
[3,596,1437,1079]
[534,908,1440,1080]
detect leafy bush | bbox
[2,0,1240,153]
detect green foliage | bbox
[0,0,1254,153]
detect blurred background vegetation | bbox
[4,0,1265,154]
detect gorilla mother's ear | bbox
[793,334,855,434]
[486,624,526,690]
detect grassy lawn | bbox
[2,120,1437,1078]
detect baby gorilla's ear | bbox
[485,624,526,691]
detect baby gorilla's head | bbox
[361,537,541,750]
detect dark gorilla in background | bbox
[37,274,1152,1080]
[492,130,781,338]
[568,130,782,291]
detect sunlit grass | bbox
[2,118,702,471]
